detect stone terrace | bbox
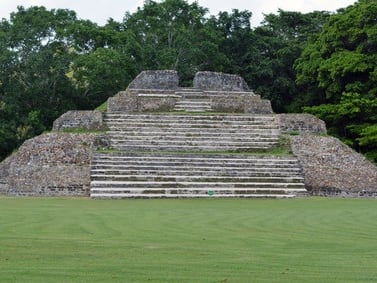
[90,71,307,199]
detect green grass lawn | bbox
[0,197,377,283]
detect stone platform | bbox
[90,70,306,199]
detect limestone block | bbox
[128,70,179,89]
[107,94,138,112]
[194,71,250,91]
[137,96,179,112]
[211,95,273,114]
[277,114,327,134]
[53,110,103,131]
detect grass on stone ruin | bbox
[1,198,377,283]
[95,100,108,112]
[96,136,292,156]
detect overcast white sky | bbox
[1,0,356,27]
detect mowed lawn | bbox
[0,198,377,282]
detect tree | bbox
[0,7,84,160]
[69,46,137,108]
[295,0,377,161]
[211,9,253,76]
[248,10,330,112]
[123,0,227,84]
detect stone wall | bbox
[0,133,97,196]
[107,92,138,112]
[291,134,377,196]
[277,114,327,134]
[211,95,273,114]
[107,91,180,112]
[127,70,179,89]
[137,95,179,112]
[53,110,103,131]
[194,71,250,91]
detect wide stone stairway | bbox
[90,112,306,199]
[90,70,306,198]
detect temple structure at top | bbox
[107,70,273,114]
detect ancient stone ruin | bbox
[107,70,272,113]
[193,71,250,91]
[0,70,376,198]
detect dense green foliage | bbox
[0,0,376,162]
[0,7,139,159]
[1,197,377,282]
[295,0,377,161]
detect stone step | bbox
[203,90,258,96]
[91,162,301,169]
[91,164,300,171]
[105,122,276,128]
[90,193,297,199]
[90,161,302,168]
[92,154,298,164]
[174,109,212,113]
[107,133,280,140]
[91,170,304,183]
[106,128,279,136]
[91,163,301,170]
[137,93,181,98]
[107,134,278,140]
[174,105,212,110]
[92,152,297,160]
[107,145,277,151]
[106,126,279,133]
[175,91,204,96]
[174,106,212,109]
[107,145,279,153]
[104,116,276,123]
[127,89,175,94]
[104,118,276,125]
[108,138,278,145]
[104,114,275,121]
[91,155,300,165]
[174,108,213,112]
[177,95,210,99]
[107,143,280,151]
[90,190,306,199]
[90,180,305,189]
[92,155,298,170]
[90,164,302,171]
[90,174,304,183]
[175,100,211,104]
[176,87,202,91]
[91,188,306,194]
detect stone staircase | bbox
[90,111,306,198]
[103,113,280,152]
[174,99,212,112]
[90,152,306,198]
[174,89,212,112]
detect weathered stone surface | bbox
[137,95,178,112]
[211,95,273,114]
[107,92,138,112]
[194,71,250,91]
[107,91,179,112]
[277,114,326,134]
[128,70,179,89]
[53,110,103,131]
[0,133,97,196]
[291,134,377,196]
